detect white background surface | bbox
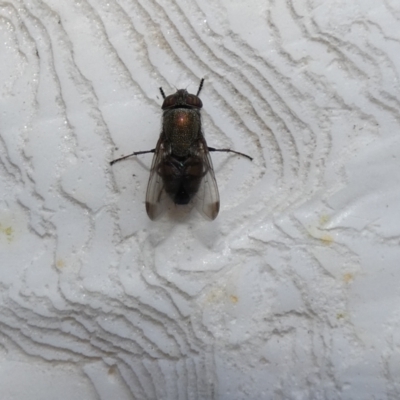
[1,0,400,399]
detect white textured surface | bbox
[1,0,400,399]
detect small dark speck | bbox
[108,365,117,376]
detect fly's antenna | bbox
[159,87,166,99]
[196,78,204,96]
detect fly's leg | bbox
[110,149,155,166]
[207,147,252,161]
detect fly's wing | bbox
[145,137,169,220]
[194,139,220,220]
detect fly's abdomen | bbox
[159,155,203,205]
[175,156,203,204]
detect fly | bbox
[110,79,252,220]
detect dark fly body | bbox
[110,79,252,220]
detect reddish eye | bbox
[185,94,202,108]
[162,95,178,109]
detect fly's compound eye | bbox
[185,94,202,108]
[162,94,179,109]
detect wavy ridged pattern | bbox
[1,0,400,399]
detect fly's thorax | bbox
[162,108,201,157]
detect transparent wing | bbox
[194,139,220,220]
[145,137,169,220]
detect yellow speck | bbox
[308,225,333,244]
[319,214,330,225]
[320,234,333,245]
[0,224,14,242]
[336,312,346,320]
[56,259,65,269]
[205,291,217,304]
[343,273,354,283]
[230,295,239,304]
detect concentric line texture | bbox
[0,0,400,399]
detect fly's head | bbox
[161,89,203,110]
